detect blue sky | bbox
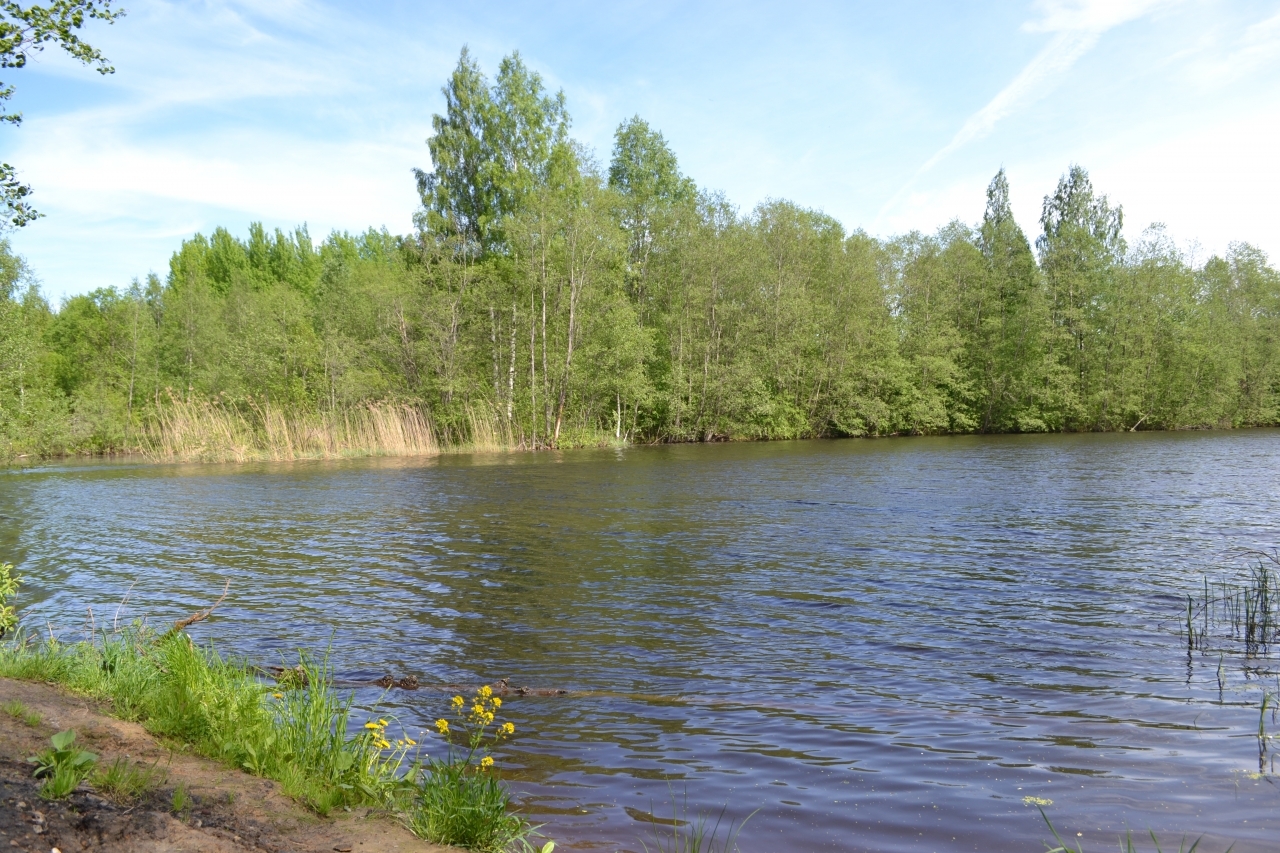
[5,0,1280,302]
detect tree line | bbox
[2,48,1278,458]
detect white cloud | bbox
[875,0,1176,227]
[1024,0,1174,34]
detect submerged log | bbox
[262,669,570,696]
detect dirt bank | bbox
[0,677,453,853]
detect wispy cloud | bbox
[876,0,1173,225]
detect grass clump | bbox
[29,729,98,799]
[406,684,551,853]
[2,698,42,727]
[92,756,166,803]
[171,781,192,816]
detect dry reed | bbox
[144,395,443,463]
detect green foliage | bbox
[1,698,40,725]
[415,47,569,250]
[4,50,1280,459]
[28,728,98,799]
[407,757,548,853]
[170,781,190,815]
[0,561,17,635]
[404,685,543,852]
[91,756,165,803]
[0,624,546,848]
[0,0,125,226]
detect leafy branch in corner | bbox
[0,0,125,226]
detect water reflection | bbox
[3,432,1280,851]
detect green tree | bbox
[1036,164,1125,427]
[414,48,568,252]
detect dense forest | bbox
[2,48,1279,461]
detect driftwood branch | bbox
[170,579,230,634]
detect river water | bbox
[3,431,1279,852]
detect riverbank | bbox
[0,677,452,853]
[5,415,1268,468]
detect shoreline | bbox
[0,677,454,853]
[4,422,1275,469]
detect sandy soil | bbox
[0,677,455,853]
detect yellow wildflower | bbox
[378,718,390,726]
[451,695,464,708]
[491,697,502,709]
[480,755,494,769]
[364,721,381,730]
[272,692,283,700]
[435,719,450,734]
[501,722,515,736]
[478,685,493,699]
[405,736,417,746]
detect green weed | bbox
[403,684,548,853]
[1,698,41,727]
[171,781,191,815]
[92,756,166,803]
[29,729,98,799]
[0,562,18,637]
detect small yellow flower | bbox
[491,697,502,709]
[478,685,493,699]
[272,692,283,700]
[405,736,417,746]
[364,721,381,730]
[501,722,515,736]
[378,718,390,726]
[435,719,450,734]
[480,756,494,769]
[451,695,464,708]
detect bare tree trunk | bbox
[507,302,516,423]
[490,304,500,399]
[541,285,549,442]
[127,297,140,437]
[530,288,537,448]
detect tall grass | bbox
[145,396,441,463]
[140,393,631,463]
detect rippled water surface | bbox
[5,432,1280,851]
